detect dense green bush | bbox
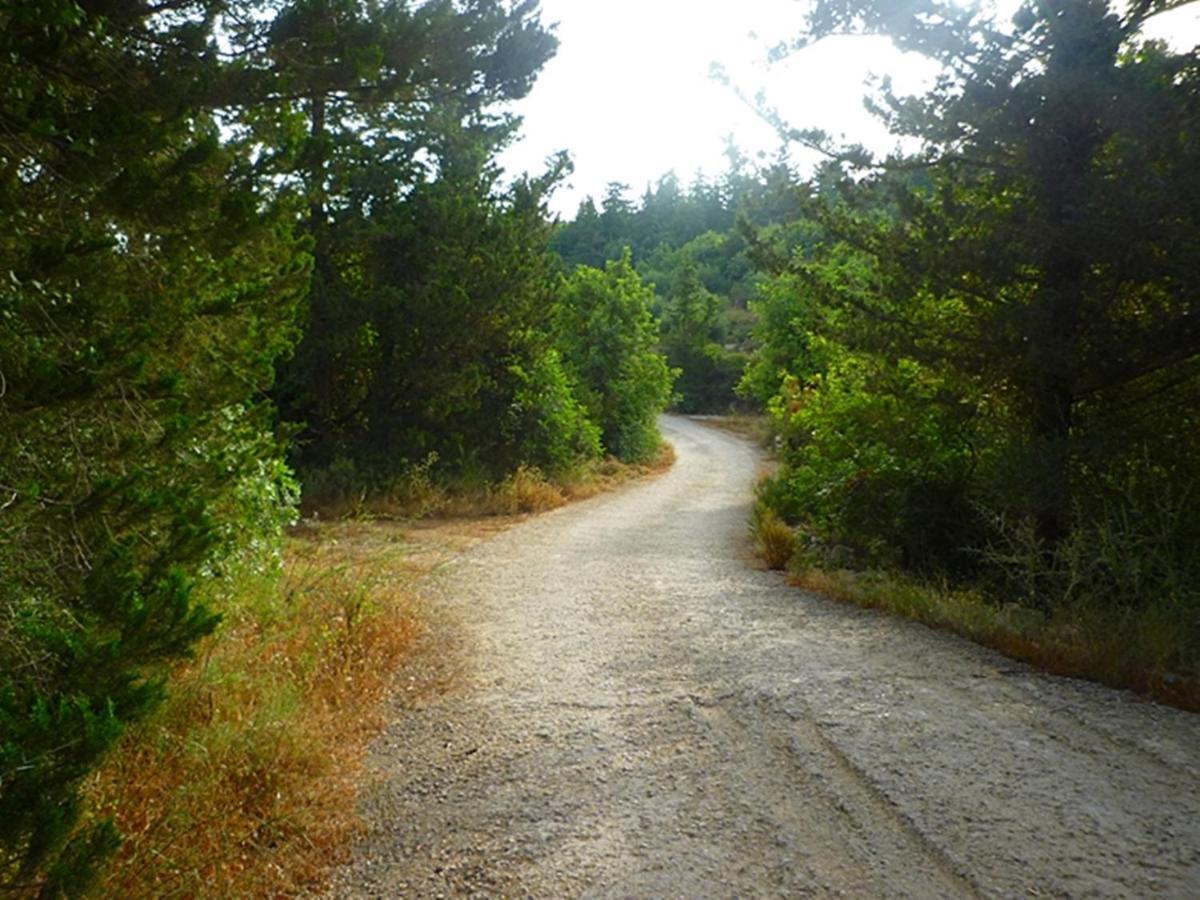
[0,1,306,890]
[503,349,603,474]
[737,271,821,409]
[556,253,677,462]
[762,348,984,572]
[278,168,575,480]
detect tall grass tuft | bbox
[82,530,420,897]
[754,508,796,570]
[488,465,567,515]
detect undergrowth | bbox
[792,567,1200,711]
[302,445,677,521]
[79,443,676,897]
[754,513,1200,711]
[80,529,421,897]
[692,413,774,448]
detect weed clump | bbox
[82,533,420,897]
[754,508,795,571]
[489,466,566,515]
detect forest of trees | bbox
[0,0,674,890]
[551,161,802,413]
[3,0,1199,893]
[747,1,1200,594]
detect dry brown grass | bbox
[82,444,678,897]
[689,414,774,447]
[306,446,677,523]
[753,509,795,571]
[484,465,568,515]
[561,443,677,503]
[83,529,423,898]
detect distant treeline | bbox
[552,161,804,413]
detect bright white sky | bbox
[498,0,1200,218]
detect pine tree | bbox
[255,0,561,475]
[0,2,306,890]
[773,0,1200,547]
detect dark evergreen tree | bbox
[0,1,306,890]
[751,0,1200,589]
[349,150,598,477]
[551,197,609,269]
[658,257,748,413]
[256,0,563,481]
[783,0,1200,543]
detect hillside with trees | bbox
[2,0,1199,894]
[0,0,673,892]
[551,166,770,413]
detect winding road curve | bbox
[329,416,1200,898]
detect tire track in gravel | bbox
[327,415,1200,898]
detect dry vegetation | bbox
[754,531,1200,713]
[688,414,773,447]
[303,445,676,521]
[80,450,673,898]
[753,508,795,571]
[82,530,422,897]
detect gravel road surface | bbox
[328,415,1200,898]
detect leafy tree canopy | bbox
[758,0,1200,548]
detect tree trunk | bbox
[308,91,332,281]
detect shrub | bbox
[556,252,677,462]
[763,350,984,573]
[753,507,796,570]
[503,349,602,473]
[980,459,1200,617]
[83,529,420,897]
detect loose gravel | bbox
[327,416,1200,898]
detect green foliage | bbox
[761,347,985,572]
[551,174,736,269]
[981,458,1200,618]
[749,0,1200,629]
[261,0,577,494]
[736,217,827,407]
[665,342,748,415]
[553,169,770,414]
[657,255,748,413]
[0,0,305,890]
[504,349,603,474]
[278,159,595,483]
[799,0,1198,537]
[556,253,677,461]
[640,229,757,312]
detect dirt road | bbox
[329,416,1200,898]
